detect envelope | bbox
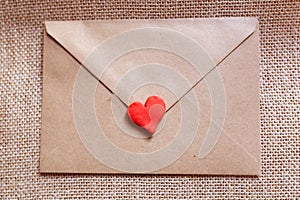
[40,18,261,175]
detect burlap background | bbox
[1,0,299,199]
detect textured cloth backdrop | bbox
[1,1,299,199]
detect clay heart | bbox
[127,96,166,134]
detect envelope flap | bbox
[45,18,258,109]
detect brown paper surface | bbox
[40,18,260,175]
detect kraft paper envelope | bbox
[40,18,261,175]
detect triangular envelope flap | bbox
[45,18,257,108]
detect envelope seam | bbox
[45,31,128,108]
[166,30,256,113]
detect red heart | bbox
[127,96,166,134]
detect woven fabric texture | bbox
[1,0,299,199]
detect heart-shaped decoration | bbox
[127,96,166,134]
